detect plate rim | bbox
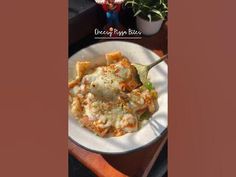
[68,128,167,155]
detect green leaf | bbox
[139,111,151,121]
[125,0,138,7]
[151,9,164,19]
[134,9,142,17]
[125,0,168,20]
[141,4,151,10]
[161,2,168,9]
[145,81,154,90]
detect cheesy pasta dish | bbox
[68,51,158,137]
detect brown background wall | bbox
[0,0,236,177]
[0,0,68,177]
[169,0,236,176]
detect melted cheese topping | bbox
[70,58,157,137]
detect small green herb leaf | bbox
[139,111,151,121]
[145,82,154,91]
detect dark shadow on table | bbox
[69,153,97,177]
[102,133,167,177]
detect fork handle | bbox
[147,54,168,70]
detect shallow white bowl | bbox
[68,41,168,154]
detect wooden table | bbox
[68,22,168,177]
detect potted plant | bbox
[125,0,168,35]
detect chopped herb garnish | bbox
[145,82,154,90]
[139,111,151,121]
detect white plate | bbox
[68,41,168,154]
